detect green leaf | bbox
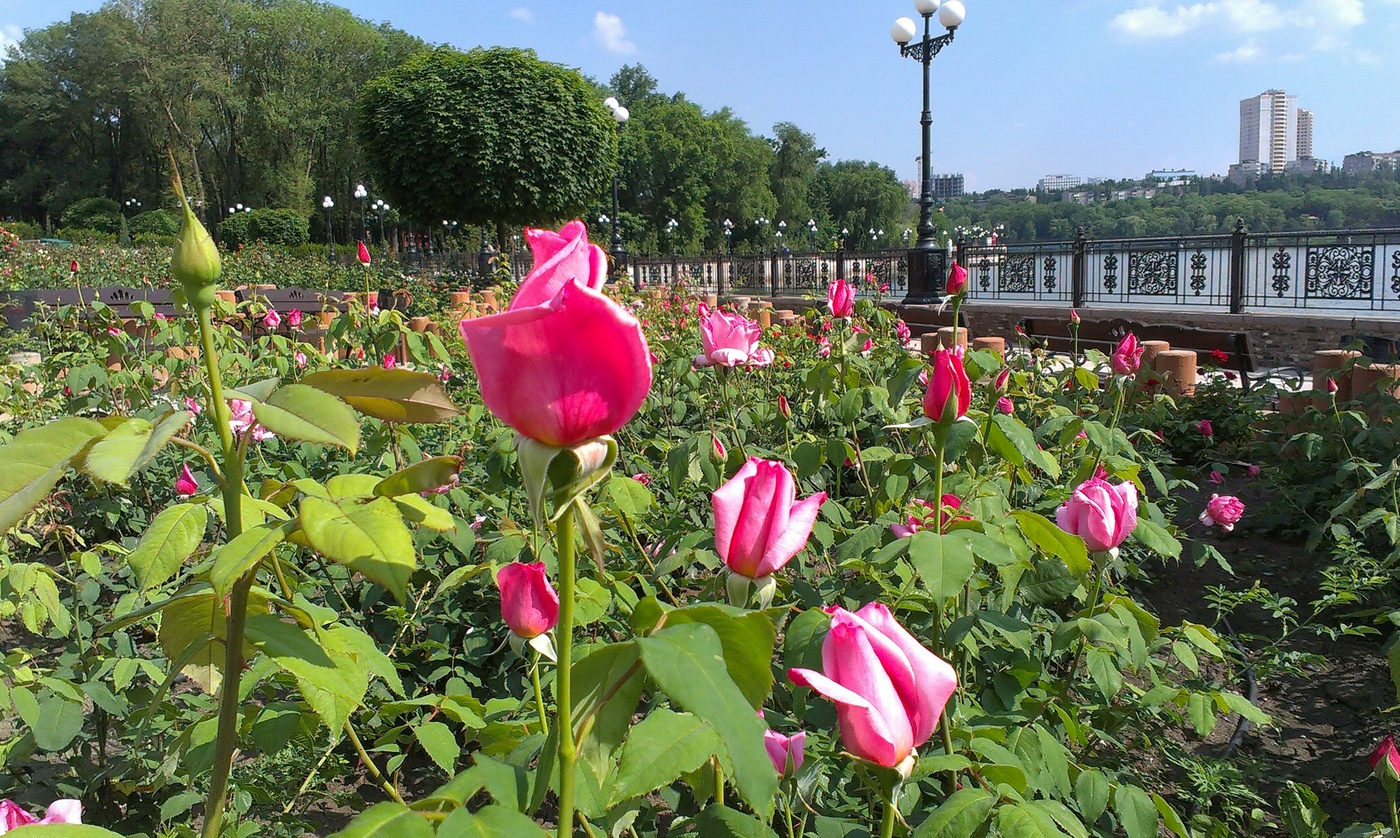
[393,493,455,532]
[693,805,780,838]
[607,474,655,524]
[253,384,361,452]
[9,827,128,837]
[1011,510,1090,577]
[210,522,291,597]
[127,503,207,590]
[413,720,460,774]
[1187,692,1216,737]
[665,604,777,709]
[82,417,154,485]
[1029,800,1088,838]
[1131,518,1181,559]
[157,591,269,694]
[1278,781,1329,838]
[327,802,434,838]
[1152,794,1190,838]
[637,623,778,819]
[301,368,461,423]
[569,642,645,791]
[436,806,549,837]
[1074,768,1109,824]
[132,410,194,474]
[996,803,1059,837]
[1113,784,1159,838]
[1085,647,1122,699]
[908,531,977,604]
[0,417,106,533]
[300,495,416,603]
[29,694,84,752]
[912,788,996,837]
[991,414,1061,479]
[784,607,830,672]
[612,708,722,804]
[1021,559,1080,604]
[1219,691,1271,725]
[374,456,463,497]
[244,615,369,733]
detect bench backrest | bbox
[1021,317,1256,372]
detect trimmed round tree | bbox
[357,47,617,230]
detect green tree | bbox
[814,160,907,248]
[358,47,617,237]
[769,122,825,230]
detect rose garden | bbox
[1,10,1400,838]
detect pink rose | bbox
[383,353,397,370]
[996,396,1014,415]
[288,308,304,328]
[1056,476,1138,553]
[497,562,559,640]
[460,222,652,447]
[712,458,826,582]
[175,464,199,497]
[0,798,82,829]
[828,279,856,318]
[1247,464,1261,478]
[229,398,275,442]
[788,603,957,769]
[923,347,971,423]
[1111,333,1144,375]
[1199,494,1244,532]
[764,729,805,778]
[895,320,911,343]
[945,262,967,296]
[1372,735,1400,784]
[890,495,969,538]
[263,309,281,329]
[1208,470,1224,485]
[1197,419,1214,437]
[294,351,307,369]
[694,308,773,369]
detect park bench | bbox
[1019,316,1303,393]
[0,285,181,333]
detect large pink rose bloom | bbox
[694,308,773,368]
[460,222,652,447]
[0,798,82,831]
[788,604,957,769]
[1055,476,1138,552]
[712,458,826,581]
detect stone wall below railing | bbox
[898,301,1400,369]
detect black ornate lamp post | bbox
[755,217,770,253]
[891,0,966,301]
[354,184,368,242]
[372,200,389,248]
[321,196,335,261]
[443,220,459,253]
[665,218,679,255]
[604,96,630,278]
[807,218,819,251]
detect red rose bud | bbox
[945,262,968,296]
[778,394,791,419]
[69,260,79,274]
[994,368,1010,392]
[922,347,972,423]
[357,240,371,266]
[1371,735,1400,787]
[1070,307,1080,325]
[1326,377,1338,394]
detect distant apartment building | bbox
[1342,151,1400,176]
[1036,174,1082,192]
[930,174,965,201]
[1239,89,1306,174]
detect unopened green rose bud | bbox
[169,168,220,310]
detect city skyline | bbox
[1,0,1397,192]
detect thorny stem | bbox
[878,786,898,838]
[345,720,406,806]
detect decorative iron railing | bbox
[627,249,910,300]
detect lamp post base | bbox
[903,246,950,304]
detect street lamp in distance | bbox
[321,196,335,261]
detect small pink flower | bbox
[1197,419,1214,437]
[631,473,651,486]
[229,398,275,442]
[818,337,831,359]
[439,364,451,382]
[263,309,281,329]
[778,394,791,418]
[294,351,307,369]
[996,396,1013,414]
[1326,377,1338,394]
[895,321,911,343]
[184,397,202,415]
[470,514,488,531]
[1199,494,1245,532]
[154,312,168,321]
[383,354,397,370]
[1247,464,1261,478]
[712,435,727,461]
[1070,308,1081,325]
[1208,470,1224,485]
[890,495,969,538]
[860,338,874,354]
[175,464,199,497]
[288,308,304,328]
[107,325,122,338]
[994,368,1010,391]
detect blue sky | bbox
[3,0,1397,191]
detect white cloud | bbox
[0,24,22,63]
[1215,37,1264,61]
[1109,0,1366,54]
[509,7,534,24]
[593,12,636,54]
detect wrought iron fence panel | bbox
[847,250,909,298]
[1081,236,1231,308]
[963,242,1074,304]
[1245,229,1400,312]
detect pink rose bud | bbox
[860,338,874,354]
[294,351,307,369]
[789,603,957,769]
[184,397,202,415]
[1111,332,1144,375]
[175,464,199,497]
[1208,470,1224,485]
[711,435,727,461]
[827,278,856,318]
[631,473,651,486]
[1199,493,1244,532]
[1070,308,1081,325]
[288,308,303,328]
[994,368,1010,392]
[923,347,972,424]
[778,394,791,419]
[996,396,1014,415]
[1326,377,1338,394]
[263,309,281,329]
[945,262,968,296]
[712,458,826,582]
[440,364,451,383]
[1247,464,1261,478]
[1197,419,1214,437]
[357,240,371,266]
[1371,735,1400,785]
[764,729,806,778]
[694,307,772,368]
[383,353,397,370]
[895,320,911,343]
[68,260,79,274]
[1056,476,1139,553]
[497,562,559,640]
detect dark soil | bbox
[1141,478,1392,828]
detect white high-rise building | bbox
[1297,108,1314,160]
[1239,90,1299,173]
